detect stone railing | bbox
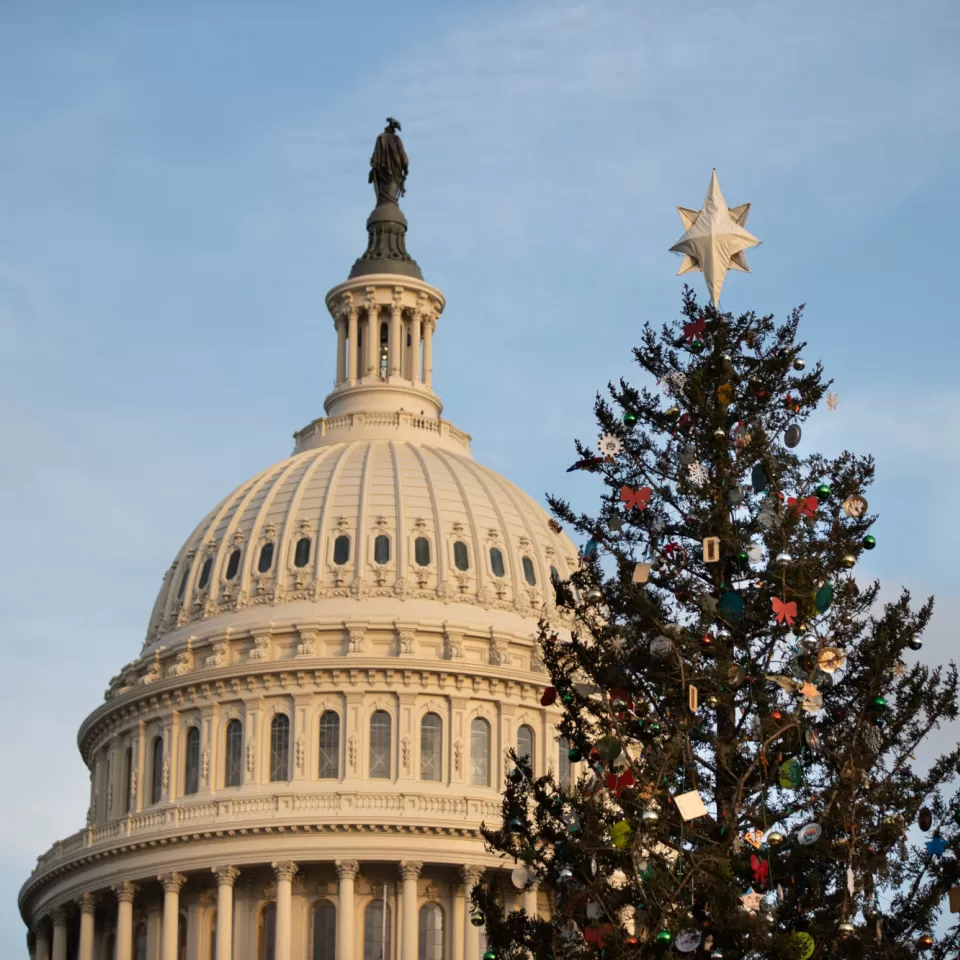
[293,412,472,454]
[31,789,501,877]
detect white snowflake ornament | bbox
[688,461,709,485]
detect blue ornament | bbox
[718,591,744,620]
[583,540,599,558]
[925,837,947,856]
[751,463,769,494]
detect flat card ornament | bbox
[620,485,653,511]
[674,789,709,821]
[818,646,845,673]
[703,536,720,562]
[797,822,823,845]
[632,563,652,584]
[842,494,868,518]
[598,434,622,457]
[779,758,803,789]
[949,887,960,914]
[676,931,703,953]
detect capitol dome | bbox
[19,123,576,960]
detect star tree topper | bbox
[669,169,761,305]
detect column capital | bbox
[271,861,298,882]
[399,861,423,881]
[50,905,69,925]
[158,872,186,894]
[460,865,484,887]
[212,865,241,887]
[335,860,360,880]
[30,919,47,937]
[76,893,98,915]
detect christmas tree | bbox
[473,282,960,958]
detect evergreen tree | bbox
[475,290,960,960]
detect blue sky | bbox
[1,0,959,950]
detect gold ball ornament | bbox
[766,830,785,847]
[839,554,856,569]
[917,935,934,951]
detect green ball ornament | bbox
[561,693,575,706]
[483,952,498,960]
[470,912,485,927]
[815,483,831,499]
[508,817,525,834]
[567,747,582,763]
[862,535,877,550]
[623,411,637,426]
[871,696,888,712]
[656,931,674,945]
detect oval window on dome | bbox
[374,535,390,565]
[453,541,469,571]
[414,537,430,567]
[225,549,241,581]
[257,542,274,573]
[522,555,537,586]
[550,565,560,584]
[294,537,311,568]
[333,535,350,565]
[489,547,505,578]
[176,565,190,600]
[197,558,212,590]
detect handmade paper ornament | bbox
[740,888,763,914]
[583,540,599,559]
[925,836,947,856]
[689,461,709,485]
[788,495,818,518]
[798,822,822,845]
[744,829,764,849]
[598,434,623,457]
[608,869,628,890]
[608,515,624,533]
[632,563,652,584]
[703,536,720,562]
[717,383,735,406]
[683,317,707,343]
[842,494,868,518]
[679,442,697,465]
[650,635,674,658]
[621,485,653,511]
[826,392,838,410]
[511,865,532,889]
[728,484,746,506]
[784,424,802,448]
[746,542,764,561]
[778,758,803,789]
[676,931,703,953]
[772,597,798,625]
[949,887,960,913]
[610,820,634,849]
[817,647,845,673]
[674,789,708,820]
[847,866,855,895]
[688,684,699,712]
[792,933,816,960]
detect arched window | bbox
[420,713,442,782]
[558,736,572,793]
[178,912,187,960]
[311,900,337,960]
[184,726,200,795]
[122,746,133,815]
[198,558,212,590]
[471,718,491,786]
[209,911,216,960]
[489,547,505,578]
[333,535,350,565]
[414,537,431,566]
[363,899,392,960]
[319,712,340,779]
[550,566,560,585]
[225,548,241,580]
[374,535,390,565]
[258,903,276,960]
[369,711,391,779]
[224,719,243,788]
[151,735,164,805]
[521,556,537,586]
[517,725,534,770]
[379,320,389,379]
[134,922,147,960]
[258,542,274,573]
[294,537,311,568]
[453,541,469,571]
[418,902,444,960]
[177,565,190,600]
[270,714,290,782]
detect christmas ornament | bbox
[669,169,761,305]
[797,822,822,845]
[949,887,960,913]
[703,537,720,562]
[740,888,763,914]
[815,482,831,499]
[566,456,605,473]
[814,583,834,613]
[793,357,806,371]
[611,820,634,848]
[641,809,661,826]
[750,854,769,887]
[680,442,697,465]
[838,923,855,938]
[744,829,764,849]
[621,485,653,511]
[608,869,628,890]
[674,789,708,820]
[817,647,845,673]
[784,424,802,448]
[746,542,764,562]
[718,591,744,620]
[656,930,674,946]
[471,912,485,926]
[788,495,818,518]
[842,494,868,518]
[826,391,838,410]
[751,463,769,493]
[540,687,558,706]
[766,830,785,847]
[632,563,652,584]
[623,411,637,425]
[650,635,674,658]
[916,935,934,951]
[925,836,947,856]
[511,865,532,889]
[862,535,876,549]
[598,434,622,457]
[689,461,709,485]
[779,759,803,789]
[772,597,798,626]
[792,933,816,960]
[676,930,703,952]
[918,807,932,832]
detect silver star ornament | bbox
[670,170,761,305]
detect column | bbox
[335,317,347,385]
[366,307,380,378]
[159,873,186,960]
[212,867,239,960]
[146,902,163,960]
[50,908,68,960]
[347,308,359,384]
[451,879,465,960]
[77,894,97,960]
[335,861,358,960]
[410,312,422,384]
[113,882,138,960]
[460,866,484,960]
[399,862,422,960]
[32,923,50,960]
[423,320,434,389]
[271,862,297,960]
[389,302,402,377]
[522,881,539,919]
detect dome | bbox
[20,124,574,960]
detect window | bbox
[374,535,390,565]
[198,558,212,589]
[363,899,392,960]
[489,547,505,578]
[178,912,187,960]
[319,712,340,779]
[177,566,190,600]
[418,903,444,960]
[258,903,276,960]
[471,718,491,786]
[522,556,537,586]
[453,541,469,571]
[135,922,148,960]
[558,736,571,793]
[311,900,337,960]
[550,566,560,585]
[270,714,290,782]
[414,537,430,566]
[258,542,274,573]
[225,548,241,580]
[420,714,442,782]
[294,537,311,568]
[122,746,133,815]
[151,736,164,804]
[333,535,350,565]
[517,725,534,769]
[369,711,391,779]
[379,320,389,379]
[184,726,200,795]
[224,719,243,788]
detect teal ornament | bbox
[814,582,834,613]
[718,591,744,620]
[751,463,769,493]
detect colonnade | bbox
[334,304,434,389]
[27,860,512,960]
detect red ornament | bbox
[620,485,652,511]
[751,854,769,887]
[584,925,613,948]
[605,769,635,797]
[540,687,558,707]
[788,495,819,518]
[771,596,798,625]
[683,318,706,344]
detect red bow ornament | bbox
[683,318,706,344]
[788,496,819,518]
[620,485,652,511]
[584,926,612,948]
[751,854,770,888]
[606,769,635,798]
[772,597,798,626]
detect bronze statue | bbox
[368,117,409,205]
